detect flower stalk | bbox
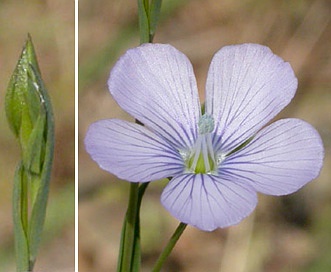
[5,35,54,272]
[117,1,163,271]
[152,222,187,272]
[117,183,140,272]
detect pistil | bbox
[185,114,217,174]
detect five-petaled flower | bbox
[85,43,324,231]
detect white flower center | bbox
[198,114,214,134]
[181,114,224,174]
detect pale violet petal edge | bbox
[84,119,185,182]
[161,173,257,231]
[205,43,298,153]
[108,43,201,149]
[221,118,324,195]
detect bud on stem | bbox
[5,35,54,272]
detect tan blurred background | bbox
[0,0,74,271]
[79,0,331,271]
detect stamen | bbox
[190,136,202,171]
[217,153,226,164]
[183,114,217,174]
[201,137,211,171]
[206,132,215,161]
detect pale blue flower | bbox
[85,43,324,231]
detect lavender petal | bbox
[85,119,184,182]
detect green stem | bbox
[120,183,139,272]
[117,182,150,272]
[131,182,150,269]
[152,222,187,272]
[117,1,162,271]
[138,182,149,206]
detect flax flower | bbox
[85,43,323,231]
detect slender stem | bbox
[120,183,139,272]
[152,222,187,272]
[138,182,149,206]
[131,182,150,267]
[117,1,162,270]
[117,183,150,272]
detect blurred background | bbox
[0,0,74,271]
[79,0,330,271]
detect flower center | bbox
[184,114,218,174]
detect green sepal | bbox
[6,34,42,135]
[5,47,29,138]
[23,111,46,176]
[226,136,254,157]
[26,44,55,268]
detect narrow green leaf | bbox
[149,0,163,39]
[138,0,150,43]
[26,58,54,268]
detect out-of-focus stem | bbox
[152,222,187,272]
